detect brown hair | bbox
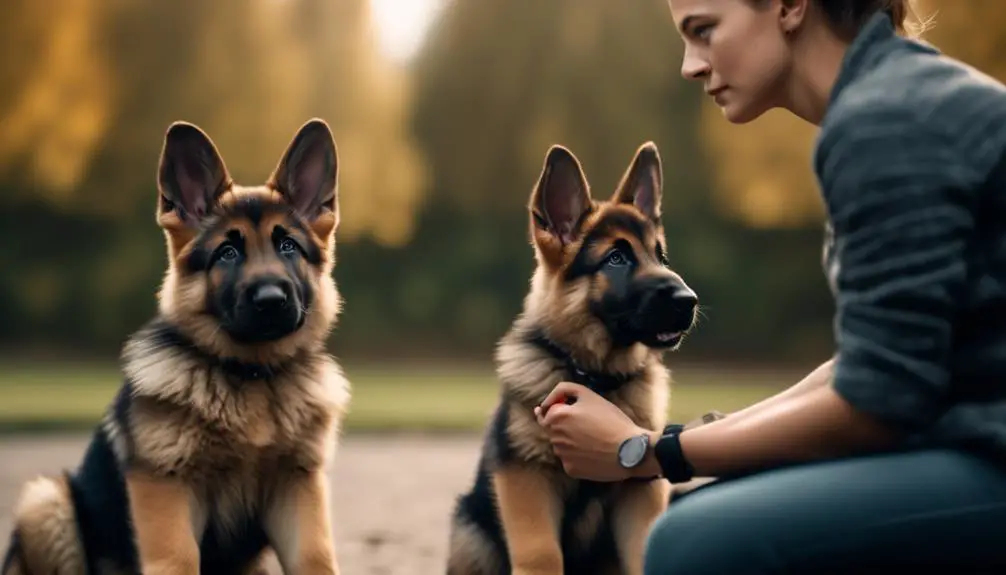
[814,0,930,39]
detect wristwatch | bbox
[653,426,695,483]
[616,433,651,469]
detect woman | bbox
[534,0,1006,572]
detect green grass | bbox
[0,362,801,434]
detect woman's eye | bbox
[218,246,239,262]
[693,24,713,40]
[279,238,298,255]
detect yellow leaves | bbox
[697,1,1006,230]
[0,0,115,199]
[331,13,431,247]
[337,120,430,248]
[4,0,997,249]
[696,1,1006,230]
[916,1,1006,83]
[181,1,314,182]
[0,0,429,248]
[699,104,823,229]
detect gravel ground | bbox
[0,433,484,575]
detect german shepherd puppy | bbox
[1,118,350,575]
[446,142,698,575]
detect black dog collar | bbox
[527,330,642,395]
[146,319,290,382]
[218,357,284,381]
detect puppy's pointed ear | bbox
[529,145,593,258]
[612,141,662,222]
[268,118,339,238]
[157,121,231,229]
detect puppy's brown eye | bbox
[218,245,239,262]
[657,245,670,267]
[278,238,298,255]
[605,250,628,267]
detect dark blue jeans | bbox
[643,449,1006,574]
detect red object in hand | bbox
[544,394,577,411]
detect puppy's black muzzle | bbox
[227,276,303,342]
[636,276,697,334]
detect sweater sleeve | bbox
[815,106,978,432]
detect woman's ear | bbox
[778,0,810,34]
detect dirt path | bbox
[0,433,483,575]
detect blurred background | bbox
[0,0,1001,433]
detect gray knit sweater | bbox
[817,11,1006,455]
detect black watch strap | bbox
[654,428,695,483]
[662,423,685,436]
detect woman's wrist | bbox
[634,411,728,481]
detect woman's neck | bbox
[782,26,851,125]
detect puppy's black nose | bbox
[252,283,288,310]
[650,279,697,308]
[642,277,698,320]
[671,289,698,315]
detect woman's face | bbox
[668,0,795,123]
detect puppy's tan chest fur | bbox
[122,352,349,481]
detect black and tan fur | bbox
[446,143,699,575]
[1,119,351,575]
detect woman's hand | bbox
[534,381,647,481]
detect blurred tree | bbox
[395,0,836,362]
[87,0,427,245]
[0,0,992,366]
[291,0,429,247]
[380,0,728,356]
[413,0,705,216]
[0,0,427,350]
[0,0,116,201]
[699,107,823,228]
[0,0,426,239]
[919,0,1006,83]
[697,0,1006,231]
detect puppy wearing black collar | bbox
[446,142,699,575]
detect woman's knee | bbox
[642,506,686,575]
[643,496,734,575]
[642,482,785,575]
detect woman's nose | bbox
[680,47,710,81]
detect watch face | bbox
[618,434,647,468]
